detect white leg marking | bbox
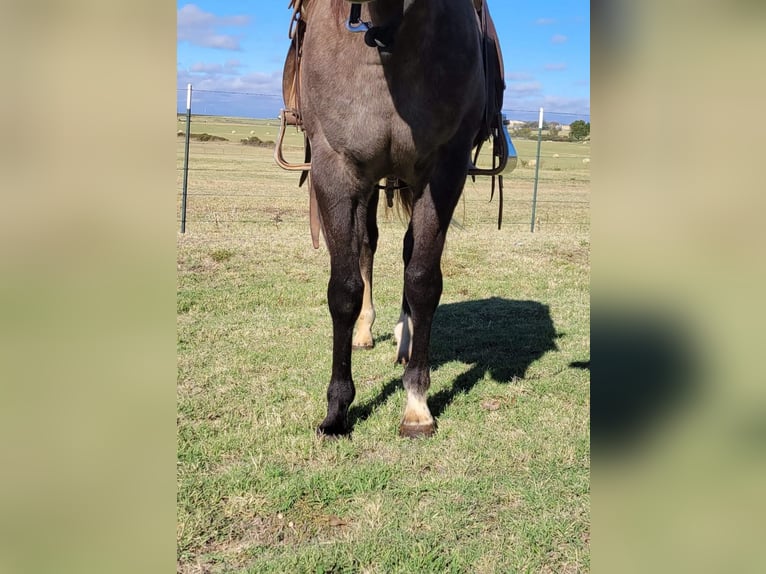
[402,388,434,426]
[352,276,375,349]
[394,311,413,364]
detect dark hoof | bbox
[398,422,435,439]
[317,420,350,439]
[317,430,346,441]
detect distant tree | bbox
[569,120,590,141]
[514,126,533,139]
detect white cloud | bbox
[177,4,250,51]
[506,71,534,81]
[229,72,284,94]
[505,81,543,97]
[178,67,283,96]
[189,62,220,73]
[503,91,590,117]
[177,66,284,117]
[551,34,568,44]
[539,95,590,117]
[199,35,240,50]
[536,18,556,25]
[189,60,243,75]
[544,63,568,71]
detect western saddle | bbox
[275,0,516,236]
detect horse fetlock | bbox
[352,307,376,349]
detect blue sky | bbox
[177,1,590,124]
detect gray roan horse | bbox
[277,0,511,438]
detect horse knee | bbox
[404,264,442,307]
[328,274,364,322]
[405,262,431,283]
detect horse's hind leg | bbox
[352,188,379,350]
[394,224,414,364]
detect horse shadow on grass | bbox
[348,297,559,429]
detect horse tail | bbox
[383,180,413,223]
[382,182,465,230]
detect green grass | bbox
[177,117,590,573]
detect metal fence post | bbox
[181,84,192,233]
[530,107,543,232]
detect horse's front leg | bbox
[352,188,379,350]
[398,196,443,438]
[399,160,465,438]
[313,168,370,436]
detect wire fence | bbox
[176,88,591,127]
[176,88,590,232]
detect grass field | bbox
[177,116,590,573]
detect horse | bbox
[278,0,510,438]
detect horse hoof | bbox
[352,343,374,351]
[317,430,344,441]
[398,422,435,439]
[317,420,350,439]
[317,428,349,440]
